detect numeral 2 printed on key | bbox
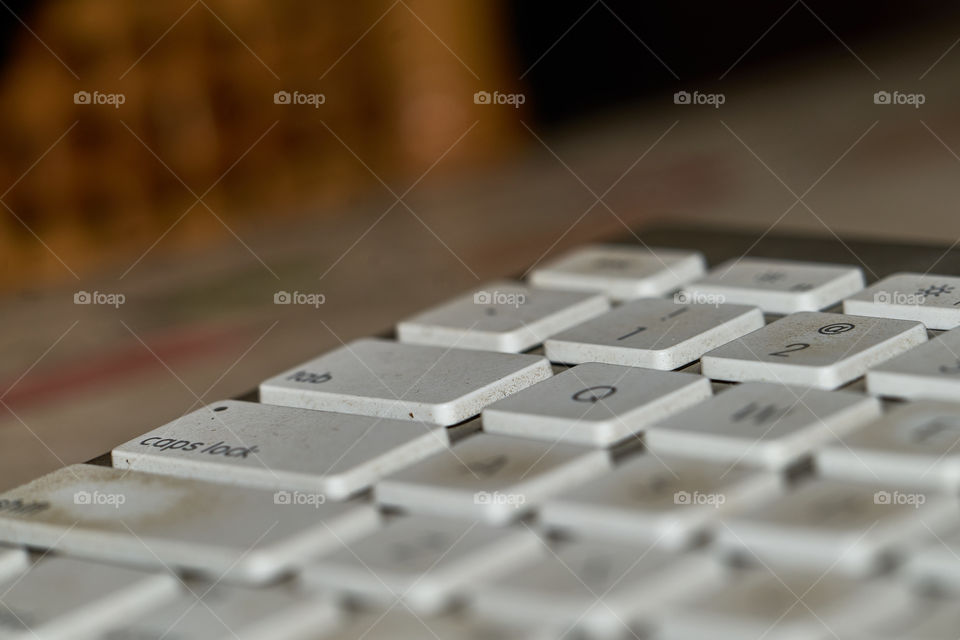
[769,343,810,357]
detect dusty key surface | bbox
[817,401,960,489]
[682,257,865,314]
[844,272,960,329]
[700,311,927,389]
[0,555,179,640]
[259,338,552,425]
[112,400,449,499]
[660,565,911,640]
[318,610,548,640]
[867,327,960,401]
[0,545,27,580]
[539,454,781,548]
[397,281,608,352]
[543,299,763,369]
[102,581,340,640]
[302,515,541,614]
[529,244,706,300]
[645,382,881,469]
[842,590,960,640]
[471,539,721,639]
[482,363,712,446]
[375,433,611,524]
[0,464,380,584]
[716,477,957,575]
[903,524,960,592]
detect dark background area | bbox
[3,1,952,125]
[509,1,954,123]
[0,1,30,59]
[1,1,956,125]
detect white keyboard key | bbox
[540,454,781,548]
[543,299,764,369]
[845,590,960,640]
[903,524,960,592]
[715,477,957,575]
[682,257,865,314]
[482,363,711,447]
[375,433,611,524]
[104,581,340,640]
[112,400,449,500]
[0,545,27,579]
[700,312,927,389]
[302,516,540,614]
[817,401,960,489]
[660,565,910,640]
[0,464,380,584]
[867,327,960,400]
[396,281,608,353]
[320,610,547,640]
[529,244,706,300]
[471,539,721,639]
[645,382,881,469]
[0,556,179,640]
[259,338,552,426]
[844,272,960,329]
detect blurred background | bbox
[2,0,960,488]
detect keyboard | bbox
[3,225,960,639]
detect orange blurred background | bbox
[2,0,959,292]
[0,0,524,289]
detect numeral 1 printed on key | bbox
[617,326,646,341]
